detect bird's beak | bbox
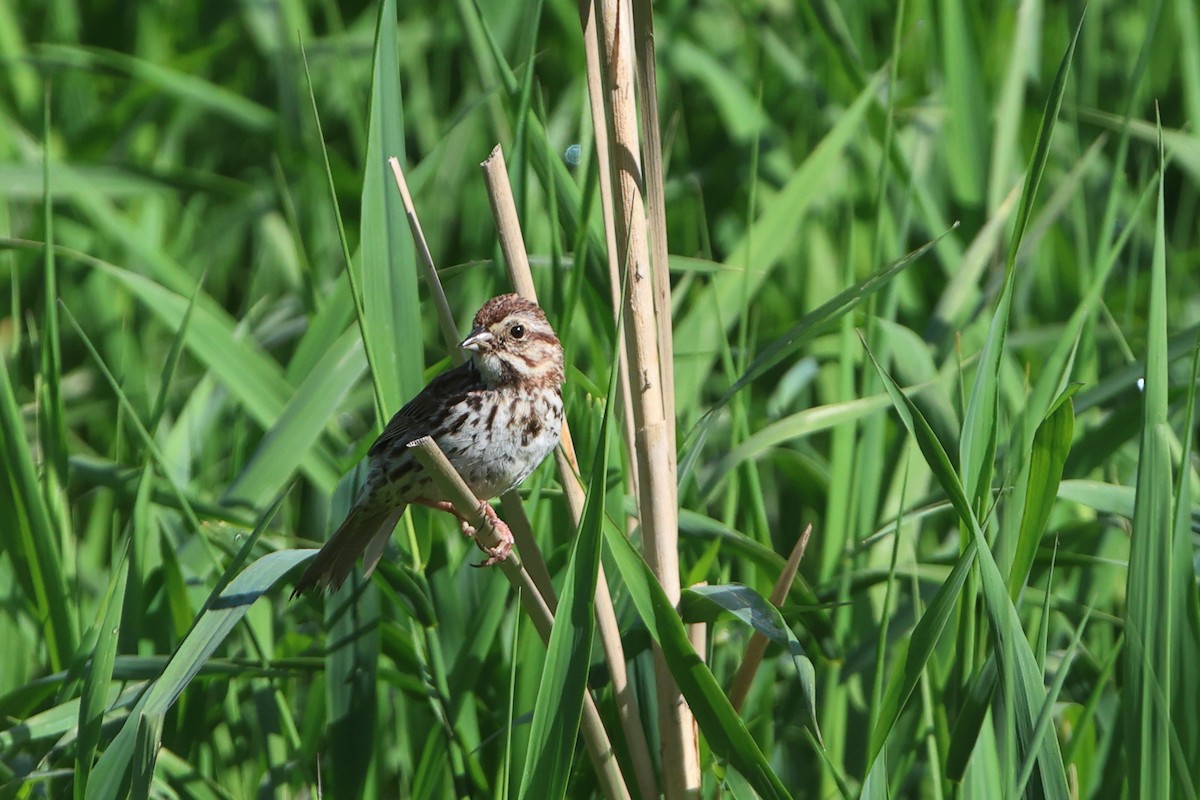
[459,326,494,353]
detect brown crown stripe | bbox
[474,293,546,327]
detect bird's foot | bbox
[462,501,513,567]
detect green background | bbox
[2,0,1198,797]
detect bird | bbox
[292,294,565,595]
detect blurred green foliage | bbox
[1,0,1198,797]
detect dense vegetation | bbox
[2,0,1198,797]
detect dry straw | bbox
[582,0,699,793]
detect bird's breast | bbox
[435,387,563,500]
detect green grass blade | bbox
[938,0,988,206]
[680,584,820,738]
[602,520,792,800]
[0,355,76,671]
[224,328,365,506]
[960,13,1084,510]
[1122,122,1186,799]
[866,539,976,766]
[1170,340,1200,790]
[864,340,1070,798]
[36,250,345,490]
[74,553,129,795]
[38,86,73,589]
[358,0,422,413]
[87,538,307,798]
[681,228,953,485]
[34,44,275,131]
[1009,387,1077,599]
[325,572,381,800]
[516,332,612,800]
[672,68,887,411]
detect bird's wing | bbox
[368,361,479,457]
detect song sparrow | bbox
[292,294,565,595]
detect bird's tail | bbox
[291,505,404,596]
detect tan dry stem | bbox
[630,0,677,497]
[592,0,697,794]
[407,437,630,800]
[729,524,814,712]
[578,0,643,510]
[480,145,660,800]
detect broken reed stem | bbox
[407,437,630,800]
[592,0,697,795]
[480,145,536,297]
[480,145,660,800]
[729,525,813,712]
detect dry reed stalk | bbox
[729,525,814,712]
[576,0,643,509]
[407,437,630,800]
[480,145,660,800]
[589,0,698,794]
[630,0,677,497]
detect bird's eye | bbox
[510,324,525,339]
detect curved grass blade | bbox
[517,322,613,800]
[680,584,820,740]
[863,339,1070,798]
[86,496,303,799]
[680,228,954,488]
[602,522,792,800]
[1009,387,1077,600]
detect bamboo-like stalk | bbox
[407,437,630,800]
[589,0,697,795]
[630,0,677,498]
[481,146,660,800]
[576,0,643,509]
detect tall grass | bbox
[2,0,1199,798]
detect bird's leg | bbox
[412,498,513,566]
[413,499,465,520]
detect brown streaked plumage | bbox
[292,294,564,595]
